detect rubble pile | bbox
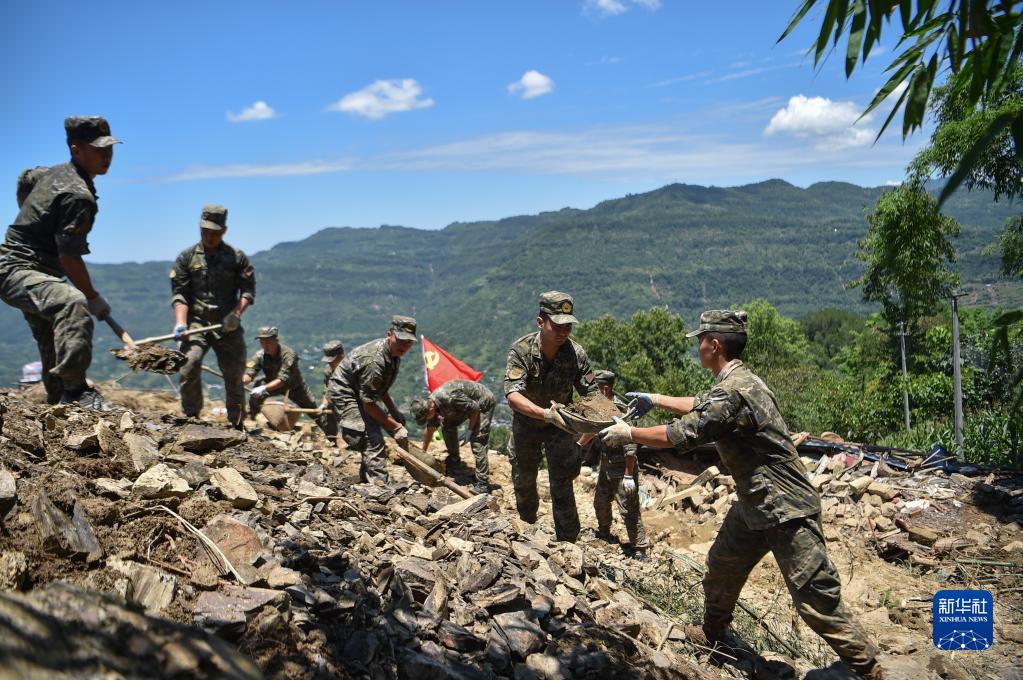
[0,389,709,679]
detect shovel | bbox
[105,319,221,374]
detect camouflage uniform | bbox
[171,206,255,425]
[423,380,496,485]
[504,292,596,542]
[584,388,648,550]
[245,338,329,433]
[0,157,102,401]
[328,317,414,483]
[666,310,877,676]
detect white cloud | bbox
[328,79,434,119]
[583,0,660,16]
[765,94,875,150]
[151,115,919,183]
[226,101,277,123]
[163,159,353,182]
[508,70,555,99]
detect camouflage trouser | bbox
[593,452,648,549]
[508,417,581,542]
[334,398,389,484]
[441,405,493,484]
[0,266,93,394]
[703,508,878,675]
[249,382,337,436]
[179,325,246,425]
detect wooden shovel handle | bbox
[104,315,135,347]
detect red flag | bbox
[421,336,483,392]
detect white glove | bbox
[543,403,571,432]
[599,417,633,446]
[222,312,241,333]
[619,477,637,495]
[392,425,409,440]
[86,294,111,320]
[250,385,268,397]
[173,323,188,341]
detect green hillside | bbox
[0,179,1018,405]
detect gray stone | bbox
[176,425,245,453]
[133,464,191,499]
[435,494,489,519]
[493,610,544,658]
[0,551,28,590]
[0,469,16,514]
[193,585,288,634]
[65,430,99,451]
[93,477,132,499]
[210,468,258,509]
[525,653,570,680]
[125,432,160,472]
[126,563,176,613]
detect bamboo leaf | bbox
[846,0,867,76]
[778,0,820,43]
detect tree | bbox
[910,68,1023,201]
[574,307,710,399]
[852,182,962,327]
[781,1,1023,204]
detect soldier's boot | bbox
[593,526,617,544]
[682,624,738,661]
[471,481,491,495]
[858,662,885,680]
[628,548,649,562]
[60,384,113,411]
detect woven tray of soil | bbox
[560,393,625,433]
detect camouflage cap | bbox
[539,291,578,324]
[409,397,431,425]
[199,204,228,231]
[593,369,616,387]
[321,339,344,362]
[64,116,121,147]
[390,315,418,342]
[255,326,279,339]
[686,310,748,338]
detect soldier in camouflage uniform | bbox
[504,291,597,543]
[410,379,496,494]
[328,317,416,484]
[0,118,121,408]
[579,370,648,558]
[171,205,255,428]
[317,339,344,439]
[13,165,57,403]
[243,326,333,435]
[600,310,880,679]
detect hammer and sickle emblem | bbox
[424,351,441,370]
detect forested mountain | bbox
[0,179,1018,402]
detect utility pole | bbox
[897,321,911,432]
[950,292,966,456]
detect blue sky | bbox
[1,0,924,263]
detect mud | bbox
[566,392,623,420]
[110,344,187,374]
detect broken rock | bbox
[124,432,160,472]
[176,425,245,453]
[494,610,544,658]
[0,469,16,514]
[133,463,191,499]
[210,467,258,509]
[193,585,288,636]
